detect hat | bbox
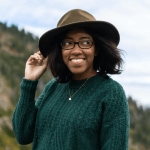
[39,9,120,57]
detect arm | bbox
[12,79,38,144]
[100,82,130,150]
[12,51,48,144]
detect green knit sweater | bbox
[12,74,130,150]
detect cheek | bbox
[89,48,96,60]
[89,54,95,64]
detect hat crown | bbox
[57,9,96,27]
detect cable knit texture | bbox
[12,74,130,150]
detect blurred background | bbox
[0,0,150,149]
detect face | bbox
[61,28,96,80]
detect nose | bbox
[71,43,82,54]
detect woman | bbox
[12,9,130,150]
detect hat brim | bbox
[39,21,120,57]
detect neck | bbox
[72,70,97,80]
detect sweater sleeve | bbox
[12,78,38,145]
[100,81,130,150]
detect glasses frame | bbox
[61,40,94,50]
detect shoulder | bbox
[105,77,124,92]
[35,78,60,108]
[104,77,126,100]
[101,77,128,110]
[92,74,125,93]
[43,78,68,94]
[93,74,127,104]
[44,78,59,92]
[45,78,57,86]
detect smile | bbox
[70,58,85,63]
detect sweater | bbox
[12,74,130,150]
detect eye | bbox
[80,40,91,45]
[62,41,73,46]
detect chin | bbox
[70,68,85,74]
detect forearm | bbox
[12,78,38,145]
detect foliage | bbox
[129,97,150,149]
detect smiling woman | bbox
[61,28,96,80]
[12,9,130,150]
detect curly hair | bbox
[47,28,124,83]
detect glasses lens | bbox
[79,40,93,49]
[61,40,93,50]
[61,41,74,50]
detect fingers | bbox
[34,51,45,59]
[32,51,44,60]
[27,51,47,66]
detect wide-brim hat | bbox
[39,9,120,57]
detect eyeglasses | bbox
[61,39,94,50]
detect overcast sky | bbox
[0,0,150,107]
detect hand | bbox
[25,51,48,80]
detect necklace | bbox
[68,78,89,100]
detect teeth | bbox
[71,59,84,62]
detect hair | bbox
[47,27,124,83]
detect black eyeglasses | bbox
[61,39,94,50]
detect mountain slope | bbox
[0,22,51,149]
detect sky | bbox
[0,0,150,107]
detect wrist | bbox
[21,78,38,95]
[24,77,39,81]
